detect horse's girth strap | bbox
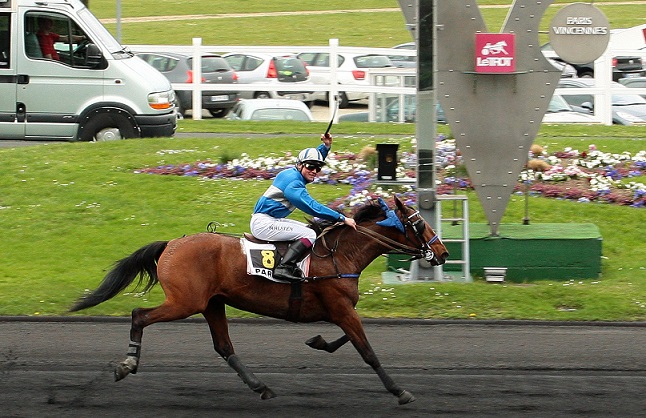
[286,282,302,323]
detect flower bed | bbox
[135,137,646,209]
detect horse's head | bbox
[369,196,449,266]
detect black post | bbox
[376,144,399,181]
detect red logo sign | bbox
[475,33,516,73]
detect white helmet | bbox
[297,148,325,165]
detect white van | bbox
[0,0,176,141]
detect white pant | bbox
[250,213,316,244]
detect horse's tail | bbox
[69,241,168,312]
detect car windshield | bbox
[354,55,393,68]
[547,95,573,112]
[188,56,231,73]
[250,109,310,121]
[77,8,124,55]
[612,94,646,106]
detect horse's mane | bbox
[308,201,384,235]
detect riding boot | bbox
[274,240,310,282]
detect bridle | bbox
[403,209,439,262]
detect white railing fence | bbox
[127,38,646,125]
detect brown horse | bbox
[70,196,448,405]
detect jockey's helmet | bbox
[297,148,325,166]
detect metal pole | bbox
[192,37,203,120]
[116,0,121,43]
[410,0,438,280]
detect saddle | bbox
[243,233,290,255]
[241,234,310,282]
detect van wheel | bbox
[254,92,271,99]
[79,110,138,142]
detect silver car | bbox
[619,77,646,99]
[558,78,646,125]
[136,52,238,118]
[227,99,313,122]
[222,53,314,106]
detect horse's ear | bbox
[394,195,406,212]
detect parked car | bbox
[226,99,313,122]
[136,52,238,118]
[541,43,645,81]
[388,42,416,68]
[558,78,646,125]
[546,57,578,78]
[296,52,395,108]
[222,53,314,105]
[619,76,646,98]
[542,94,597,123]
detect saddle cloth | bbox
[240,238,310,283]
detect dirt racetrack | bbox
[2,318,646,417]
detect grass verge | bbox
[0,125,644,320]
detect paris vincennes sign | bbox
[549,3,610,65]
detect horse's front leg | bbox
[335,312,415,405]
[203,300,276,400]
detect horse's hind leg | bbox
[202,300,276,400]
[305,334,350,353]
[115,303,195,381]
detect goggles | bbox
[302,163,323,173]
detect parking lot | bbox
[184,100,369,123]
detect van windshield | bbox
[77,8,123,54]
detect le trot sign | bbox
[474,33,516,73]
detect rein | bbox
[306,216,429,281]
[355,225,424,257]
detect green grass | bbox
[85,0,646,46]
[0,126,645,320]
[1,2,645,320]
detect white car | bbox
[223,53,314,105]
[226,99,313,122]
[297,52,394,107]
[388,42,416,68]
[542,94,597,123]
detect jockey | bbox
[250,133,357,282]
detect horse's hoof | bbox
[260,388,276,400]
[114,358,137,382]
[397,390,416,405]
[114,365,130,382]
[305,335,326,350]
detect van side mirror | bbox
[85,43,103,68]
[581,101,594,111]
